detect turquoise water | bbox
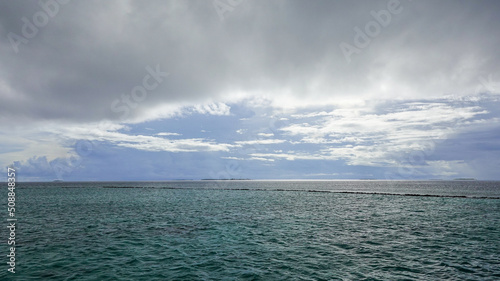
[3,181,500,280]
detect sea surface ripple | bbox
[3,181,500,280]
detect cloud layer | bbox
[1,0,499,181]
[1,0,499,125]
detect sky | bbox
[0,0,499,181]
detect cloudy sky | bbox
[1,0,499,181]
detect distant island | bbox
[201,178,252,181]
[453,178,477,181]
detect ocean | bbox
[3,181,500,280]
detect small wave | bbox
[328,191,500,199]
[101,186,500,199]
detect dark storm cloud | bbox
[1,0,499,124]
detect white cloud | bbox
[250,152,319,161]
[0,132,71,169]
[258,133,274,137]
[40,121,233,153]
[157,132,182,136]
[117,137,231,152]
[119,102,232,124]
[251,99,491,167]
[193,102,231,116]
[235,139,286,146]
[249,157,275,162]
[221,156,275,162]
[221,156,245,160]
